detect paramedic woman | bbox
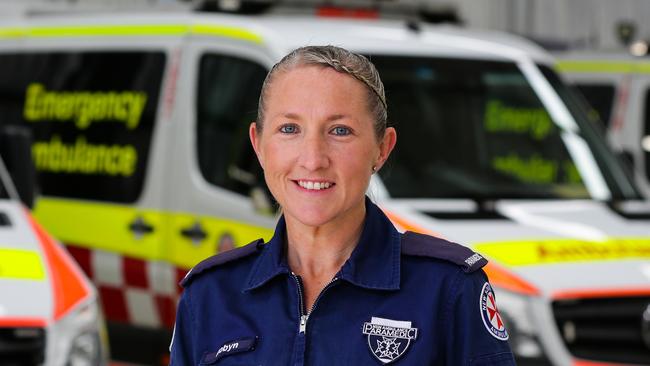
[170,45,515,365]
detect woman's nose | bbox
[298,134,330,171]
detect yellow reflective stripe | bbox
[34,197,164,261]
[190,24,262,44]
[28,25,188,37]
[555,60,650,74]
[0,249,46,280]
[0,28,27,38]
[474,238,650,267]
[33,197,273,269]
[0,24,262,43]
[168,213,273,269]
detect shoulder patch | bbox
[401,231,487,273]
[180,239,264,288]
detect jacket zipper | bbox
[291,272,339,334]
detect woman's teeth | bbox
[298,181,332,190]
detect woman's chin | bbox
[284,206,337,228]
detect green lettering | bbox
[22,84,148,130]
[484,100,554,140]
[126,93,147,130]
[24,83,44,121]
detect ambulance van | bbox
[555,52,650,199]
[0,126,108,365]
[0,11,649,366]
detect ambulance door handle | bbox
[128,216,154,237]
[180,222,208,243]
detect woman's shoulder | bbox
[400,231,487,273]
[180,239,264,288]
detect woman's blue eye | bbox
[332,126,351,136]
[280,124,298,134]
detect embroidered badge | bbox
[479,282,509,340]
[200,337,257,364]
[362,317,418,364]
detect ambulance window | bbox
[372,56,589,199]
[0,52,166,203]
[196,54,267,197]
[574,84,615,128]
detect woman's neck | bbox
[284,202,366,303]
[285,203,365,275]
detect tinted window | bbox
[574,84,615,128]
[0,52,166,203]
[373,57,588,199]
[196,54,267,197]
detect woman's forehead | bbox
[266,66,369,108]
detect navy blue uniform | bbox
[170,199,515,365]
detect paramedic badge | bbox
[480,282,509,341]
[362,317,418,364]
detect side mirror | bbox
[0,125,36,208]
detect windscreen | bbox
[372,56,636,200]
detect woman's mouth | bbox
[296,180,335,191]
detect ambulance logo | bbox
[480,282,509,340]
[362,317,417,364]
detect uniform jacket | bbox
[170,198,515,365]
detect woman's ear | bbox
[249,122,264,169]
[375,127,397,170]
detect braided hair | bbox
[256,45,388,140]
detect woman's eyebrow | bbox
[326,114,351,122]
[282,113,301,120]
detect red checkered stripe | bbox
[65,244,187,329]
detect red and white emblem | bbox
[479,282,509,340]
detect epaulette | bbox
[180,239,264,288]
[401,231,487,273]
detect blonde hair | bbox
[256,45,387,139]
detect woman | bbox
[170,46,515,365]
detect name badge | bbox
[200,337,257,364]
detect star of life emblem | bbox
[362,317,418,364]
[480,282,509,340]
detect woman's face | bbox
[250,65,396,228]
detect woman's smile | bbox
[294,180,335,191]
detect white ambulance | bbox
[0,10,649,366]
[0,126,108,365]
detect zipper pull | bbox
[299,314,308,333]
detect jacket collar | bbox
[244,197,401,292]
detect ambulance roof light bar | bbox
[192,0,460,24]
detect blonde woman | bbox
[170,45,515,365]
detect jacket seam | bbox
[244,242,267,290]
[185,286,198,342]
[441,267,465,344]
[391,229,400,287]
